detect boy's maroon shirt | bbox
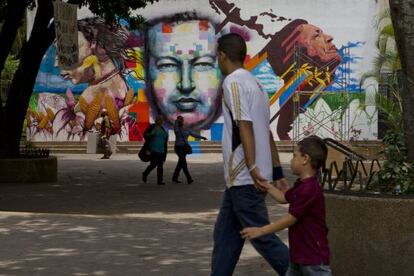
[285,176,330,265]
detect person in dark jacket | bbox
[99,109,112,159]
[142,115,169,185]
[172,116,207,184]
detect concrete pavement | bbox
[0,153,295,276]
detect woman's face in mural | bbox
[59,31,95,84]
[148,20,221,128]
[297,24,341,63]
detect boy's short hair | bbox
[297,135,328,170]
[217,33,246,63]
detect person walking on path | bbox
[210,33,289,276]
[241,136,332,276]
[99,109,112,159]
[172,116,207,184]
[142,115,169,185]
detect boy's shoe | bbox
[172,178,181,183]
[142,173,147,183]
[187,179,194,185]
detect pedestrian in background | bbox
[99,109,112,159]
[172,116,207,184]
[142,115,168,185]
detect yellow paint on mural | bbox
[176,23,193,33]
[137,89,148,102]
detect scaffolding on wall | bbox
[291,46,352,143]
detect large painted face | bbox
[59,31,95,84]
[298,24,341,63]
[148,20,221,128]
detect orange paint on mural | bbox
[162,23,173,33]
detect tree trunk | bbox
[389,0,414,161]
[1,0,54,157]
[0,0,27,116]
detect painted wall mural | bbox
[27,0,379,142]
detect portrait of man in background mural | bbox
[258,19,342,140]
[245,19,342,140]
[146,16,222,130]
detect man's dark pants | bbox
[143,152,164,183]
[211,185,289,276]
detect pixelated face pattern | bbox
[148,20,221,127]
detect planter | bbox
[0,156,57,183]
[325,192,414,276]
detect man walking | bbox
[210,33,289,276]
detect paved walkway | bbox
[0,153,295,276]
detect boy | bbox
[241,135,332,276]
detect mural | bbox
[146,18,222,130]
[29,18,147,141]
[27,0,379,142]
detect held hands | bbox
[249,166,271,192]
[240,227,265,240]
[274,178,289,193]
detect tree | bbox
[389,0,414,162]
[361,8,402,133]
[0,0,156,157]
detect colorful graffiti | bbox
[29,18,148,141]
[146,18,222,130]
[28,0,378,142]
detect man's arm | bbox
[269,131,281,167]
[240,214,297,240]
[239,120,268,188]
[269,131,289,192]
[188,131,207,140]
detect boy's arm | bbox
[240,214,297,240]
[267,185,288,204]
[255,180,288,204]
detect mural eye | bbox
[157,63,179,72]
[193,62,214,72]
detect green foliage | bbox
[79,0,155,29]
[319,92,364,111]
[361,8,414,194]
[375,92,402,132]
[1,55,19,81]
[379,131,414,194]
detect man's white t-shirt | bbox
[221,68,272,188]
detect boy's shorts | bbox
[287,263,332,276]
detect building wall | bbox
[27,0,379,142]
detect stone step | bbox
[23,140,299,154]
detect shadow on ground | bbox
[0,154,291,275]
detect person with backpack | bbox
[99,109,112,159]
[142,115,169,185]
[172,116,207,184]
